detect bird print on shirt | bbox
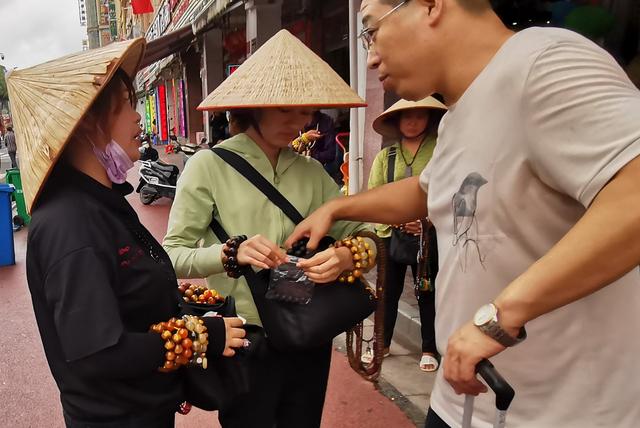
[452,172,488,271]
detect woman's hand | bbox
[304,130,323,141]
[222,317,247,357]
[235,235,288,270]
[402,220,422,236]
[296,246,354,284]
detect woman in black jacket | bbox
[7,39,246,427]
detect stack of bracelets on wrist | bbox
[150,315,209,372]
[334,236,375,283]
[222,235,247,278]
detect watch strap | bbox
[479,323,527,347]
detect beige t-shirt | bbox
[420,27,640,427]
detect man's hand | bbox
[402,220,422,236]
[285,202,336,250]
[296,246,354,283]
[222,317,247,357]
[443,322,506,395]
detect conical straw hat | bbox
[199,30,366,111]
[6,38,145,213]
[373,97,447,139]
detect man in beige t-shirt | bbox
[287,1,640,427]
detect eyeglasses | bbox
[358,1,409,51]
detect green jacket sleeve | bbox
[367,148,393,238]
[162,151,224,278]
[368,149,387,190]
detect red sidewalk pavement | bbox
[0,159,416,428]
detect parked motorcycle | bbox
[174,142,202,165]
[136,144,178,205]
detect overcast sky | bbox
[0,0,87,70]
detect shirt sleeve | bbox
[163,151,225,278]
[523,38,640,207]
[44,246,124,362]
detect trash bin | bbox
[5,168,30,226]
[0,184,16,267]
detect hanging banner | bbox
[158,84,169,142]
[145,96,152,133]
[179,79,187,138]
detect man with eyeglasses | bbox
[287,0,640,427]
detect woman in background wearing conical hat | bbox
[162,30,376,428]
[368,97,446,373]
[7,40,246,426]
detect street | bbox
[0,154,418,428]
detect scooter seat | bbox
[153,162,177,173]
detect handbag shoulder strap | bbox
[387,146,397,184]
[212,147,304,225]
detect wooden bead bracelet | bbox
[150,315,209,373]
[178,282,224,305]
[334,236,375,283]
[222,235,247,278]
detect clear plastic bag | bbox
[266,256,315,305]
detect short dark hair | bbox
[380,0,490,12]
[6,126,13,132]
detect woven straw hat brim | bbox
[373,97,447,139]
[6,38,146,213]
[198,30,366,111]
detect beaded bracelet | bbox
[334,236,375,283]
[222,235,247,278]
[150,315,209,372]
[178,282,224,305]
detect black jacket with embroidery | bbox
[26,164,225,422]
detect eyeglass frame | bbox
[358,1,410,51]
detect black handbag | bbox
[386,146,420,265]
[209,147,377,352]
[179,296,254,411]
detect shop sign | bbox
[226,64,240,76]
[100,28,112,46]
[98,0,110,27]
[172,0,191,25]
[109,0,118,40]
[148,1,172,41]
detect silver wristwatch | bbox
[473,303,526,347]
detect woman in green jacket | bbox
[368,97,446,372]
[163,30,375,428]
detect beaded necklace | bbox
[398,135,427,178]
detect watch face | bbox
[474,303,497,326]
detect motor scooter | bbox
[136,143,179,205]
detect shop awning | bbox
[192,0,235,34]
[140,25,195,69]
